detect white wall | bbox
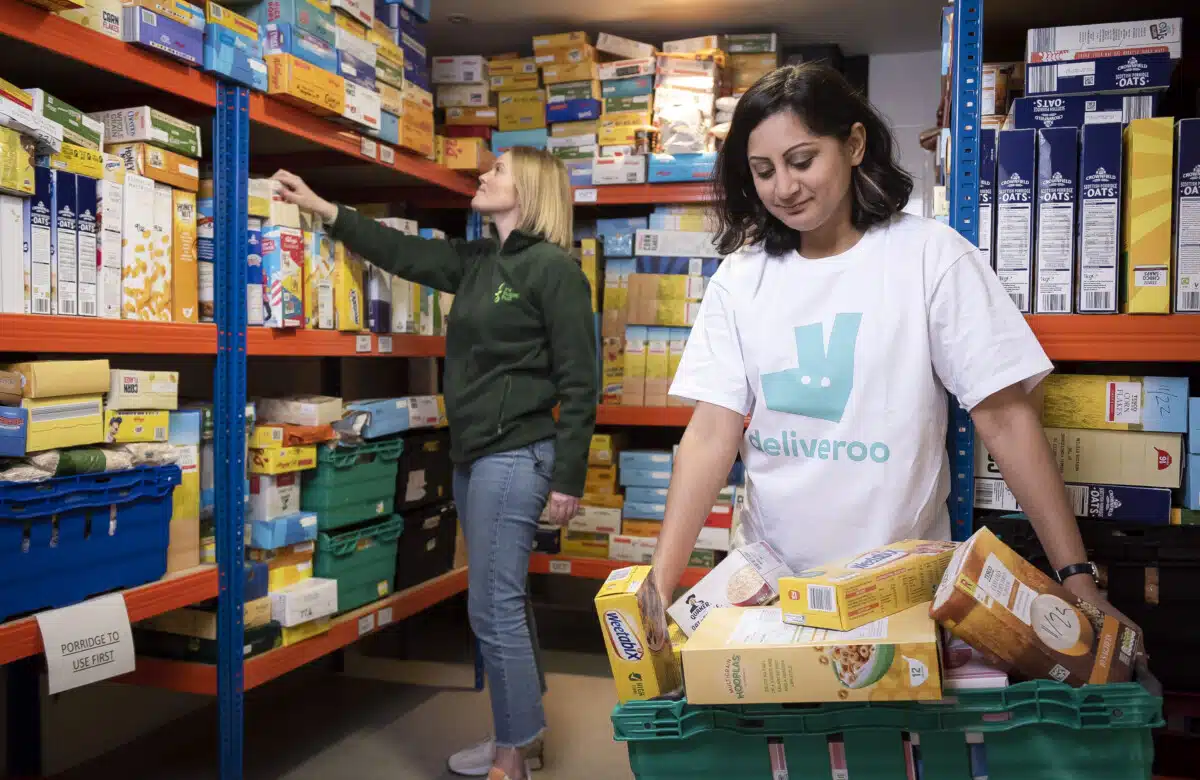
[867,50,941,216]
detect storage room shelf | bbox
[247,330,446,358]
[596,405,696,427]
[0,314,218,354]
[529,553,707,587]
[117,566,468,695]
[573,182,713,205]
[0,566,217,667]
[1027,315,1200,362]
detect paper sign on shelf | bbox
[377,607,394,626]
[356,334,373,353]
[574,188,598,203]
[360,137,378,159]
[377,335,393,353]
[549,559,572,575]
[358,614,376,636]
[35,593,136,694]
[380,146,396,165]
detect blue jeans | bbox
[454,438,553,749]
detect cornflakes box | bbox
[667,541,793,636]
[682,603,943,704]
[119,172,157,320]
[779,539,958,631]
[594,565,681,703]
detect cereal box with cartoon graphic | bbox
[667,541,793,636]
[682,603,943,704]
[779,539,958,631]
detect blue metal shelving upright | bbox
[947,0,983,541]
[214,82,250,780]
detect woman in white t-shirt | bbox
[642,63,1128,636]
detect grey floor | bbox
[52,650,635,780]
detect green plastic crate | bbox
[301,439,404,530]
[314,514,404,612]
[612,680,1162,780]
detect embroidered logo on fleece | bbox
[494,282,519,303]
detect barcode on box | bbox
[61,300,75,315]
[141,9,156,25]
[154,427,166,440]
[80,301,96,316]
[1039,293,1068,312]
[807,584,835,613]
[34,298,50,314]
[1028,66,1057,94]
[1084,291,1112,310]
[1180,292,1200,311]
[1009,293,1026,310]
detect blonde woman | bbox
[274,148,597,780]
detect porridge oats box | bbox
[779,539,958,632]
[595,565,682,703]
[682,604,942,705]
[931,526,1140,686]
[668,541,793,636]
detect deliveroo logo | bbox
[761,313,862,423]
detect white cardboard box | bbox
[249,473,301,523]
[695,525,731,552]
[597,57,656,81]
[0,195,22,313]
[596,33,656,61]
[568,505,622,535]
[667,541,793,636]
[436,84,490,108]
[107,369,179,410]
[431,55,487,85]
[257,395,344,426]
[342,82,381,132]
[406,395,440,428]
[634,229,721,259]
[592,154,646,185]
[609,534,657,563]
[270,577,338,627]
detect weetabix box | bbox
[1077,122,1122,313]
[1012,94,1157,131]
[1034,127,1078,313]
[594,566,682,703]
[995,129,1037,312]
[1174,119,1200,313]
[1122,117,1174,313]
[1025,53,1176,97]
[978,128,996,268]
[332,241,364,331]
[266,53,346,115]
[52,171,79,316]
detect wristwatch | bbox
[1055,561,1099,585]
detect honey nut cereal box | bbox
[779,539,958,632]
[682,603,942,705]
[595,566,682,703]
[668,541,793,636]
[931,526,1140,687]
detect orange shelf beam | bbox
[247,329,446,357]
[1027,315,1200,362]
[0,566,218,667]
[0,314,218,354]
[118,567,468,694]
[597,405,695,427]
[574,182,713,205]
[529,553,707,588]
[0,0,217,106]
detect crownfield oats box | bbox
[27,165,54,315]
[1034,127,1078,313]
[1174,119,1200,313]
[1077,122,1122,313]
[1012,94,1158,131]
[978,128,996,268]
[52,170,79,317]
[995,129,1037,312]
[1026,53,1177,97]
[75,171,98,317]
[1122,117,1174,313]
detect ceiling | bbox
[421,0,1195,60]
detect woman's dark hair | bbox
[713,63,913,256]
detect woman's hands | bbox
[271,170,338,224]
[544,491,580,526]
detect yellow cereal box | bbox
[172,189,198,322]
[779,540,958,631]
[594,565,682,703]
[304,229,335,329]
[104,409,170,443]
[248,445,318,475]
[682,604,943,704]
[1122,117,1174,314]
[332,241,364,331]
[147,184,174,321]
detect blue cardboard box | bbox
[620,449,673,472]
[979,128,996,269]
[378,0,429,22]
[1138,377,1190,433]
[371,110,399,145]
[204,25,268,91]
[248,0,336,46]
[262,23,338,74]
[1189,398,1200,454]
[1034,127,1078,314]
[1077,122,1122,313]
[564,159,593,187]
[492,129,548,154]
[398,29,427,65]
[619,468,672,489]
[634,257,719,276]
[648,152,716,183]
[338,48,377,91]
[995,129,1037,313]
[404,56,430,91]
[1187,455,1200,511]
[602,76,653,98]
[1026,53,1176,97]
[1012,94,1158,130]
[122,6,204,66]
[246,510,319,549]
[0,407,27,457]
[624,486,668,505]
[547,99,602,123]
[623,501,666,521]
[596,216,647,258]
[375,0,425,40]
[344,398,410,438]
[245,560,269,600]
[168,409,203,446]
[1175,119,1200,313]
[247,217,264,326]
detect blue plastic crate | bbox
[0,465,181,621]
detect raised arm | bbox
[273,169,472,293]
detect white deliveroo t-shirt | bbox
[670,213,1053,572]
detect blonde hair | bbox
[509,146,574,251]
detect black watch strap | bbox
[1056,561,1098,584]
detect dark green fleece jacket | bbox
[330,206,597,497]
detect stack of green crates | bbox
[303,439,405,612]
[611,680,1162,779]
[302,439,404,530]
[314,514,404,612]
